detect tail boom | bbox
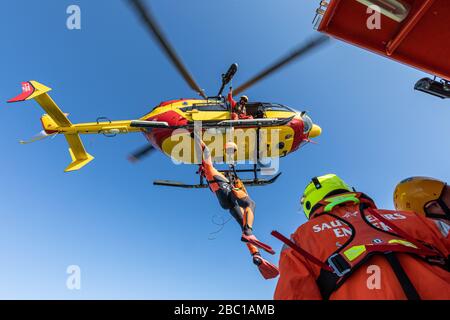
[8,81,141,172]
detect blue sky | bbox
[1,0,449,299]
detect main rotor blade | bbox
[128,144,155,162]
[128,0,207,98]
[233,36,329,96]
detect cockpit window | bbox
[302,113,313,134]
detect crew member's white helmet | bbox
[225,142,238,154]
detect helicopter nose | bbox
[309,124,322,138]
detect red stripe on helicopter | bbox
[7,82,35,103]
[158,99,194,107]
[288,118,306,152]
[143,110,189,149]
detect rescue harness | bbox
[272,193,449,300]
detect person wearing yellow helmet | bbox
[273,174,450,300]
[300,174,353,219]
[394,177,450,222]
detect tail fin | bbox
[64,134,94,172]
[8,81,72,127]
[8,81,94,172]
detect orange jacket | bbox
[198,139,248,196]
[227,92,237,110]
[274,193,450,300]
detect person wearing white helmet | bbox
[194,134,278,279]
[227,86,252,120]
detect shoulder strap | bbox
[366,208,446,258]
[384,252,421,300]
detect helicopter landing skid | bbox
[153,172,281,189]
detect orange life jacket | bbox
[273,193,450,300]
[200,163,247,196]
[199,162,230,193]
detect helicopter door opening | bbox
[245,103,266,119]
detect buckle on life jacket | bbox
[327,253,351,277]
[426,255,448,266]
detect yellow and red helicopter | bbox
[7,0,325,187]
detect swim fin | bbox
[253,254,279,280]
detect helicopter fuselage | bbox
[139,98,319,164]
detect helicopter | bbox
[7,0,326,187]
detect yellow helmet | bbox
[240,95,249,102]
[301,174,353,219]
[393,177,446,216]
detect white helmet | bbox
[225,142,238,154]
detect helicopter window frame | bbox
[181,103,228,112]
[302,113,313,134]
[262,103,294,112]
